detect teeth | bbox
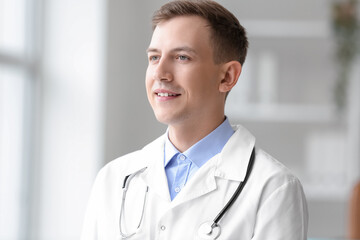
[157,93,177,97]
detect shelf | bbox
[303,183,351,201]
[226,103,339,123]
[241,20,330,38]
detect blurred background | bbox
[0,0,359,239]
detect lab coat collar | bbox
[172,124,256,205]
[140,135,172,202]
[215,124,256,182]
[120,135,170,202]
[132,124,255,203]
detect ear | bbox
[218,61,242,93]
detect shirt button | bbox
[179,154,186,161]
[160,225,166,231]
[174,187,181,193]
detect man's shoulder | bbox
[99,134,165,177]
[252,147,303,194]
[257,148,296,177]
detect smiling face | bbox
[146,16,226,129]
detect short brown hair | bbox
[152,0,248,65]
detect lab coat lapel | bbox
[140,135,171,202]
[138,125,255,206]
[171,156,218,206]
[217,125,256,182]
[171,125,255,206]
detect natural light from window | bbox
[0,0,28,239]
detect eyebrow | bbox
[146,46,198,55]
[146,48,159,53]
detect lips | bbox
[154,89,181,100]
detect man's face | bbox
[146,16,224,127]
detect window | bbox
[0,0,36,238]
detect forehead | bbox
[149,16,212,51]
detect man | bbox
[81,1,308,239]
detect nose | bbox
[153,58,173,82]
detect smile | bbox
[157,93,180,97]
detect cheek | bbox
[145,68,153,92]
[145,83,154,106]
[186,72,216,95]
[190,82,219,108]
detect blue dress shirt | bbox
[164,118,234,200]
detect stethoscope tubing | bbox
[119,167,148,239]
[119,147,256,239]
[211,147,255,228]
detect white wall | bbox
[104,0,166,162]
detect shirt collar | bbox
[164,118,234,168]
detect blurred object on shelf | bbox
[331,0,359,111]
[348,181,360,239]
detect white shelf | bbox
[303,183,351,201]
[241,20,330,38]
[226,103,339,123]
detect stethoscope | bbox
[119,147,255,239]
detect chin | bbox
[154,111,183,126]
[153,112,171,125]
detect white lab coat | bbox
[81,125,308,240]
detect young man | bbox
[81,1,308,239]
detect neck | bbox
[168,114,226,152]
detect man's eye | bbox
[149,56,160,61]
[178,55,189,61]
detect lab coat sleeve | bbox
[252,178,308,240]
